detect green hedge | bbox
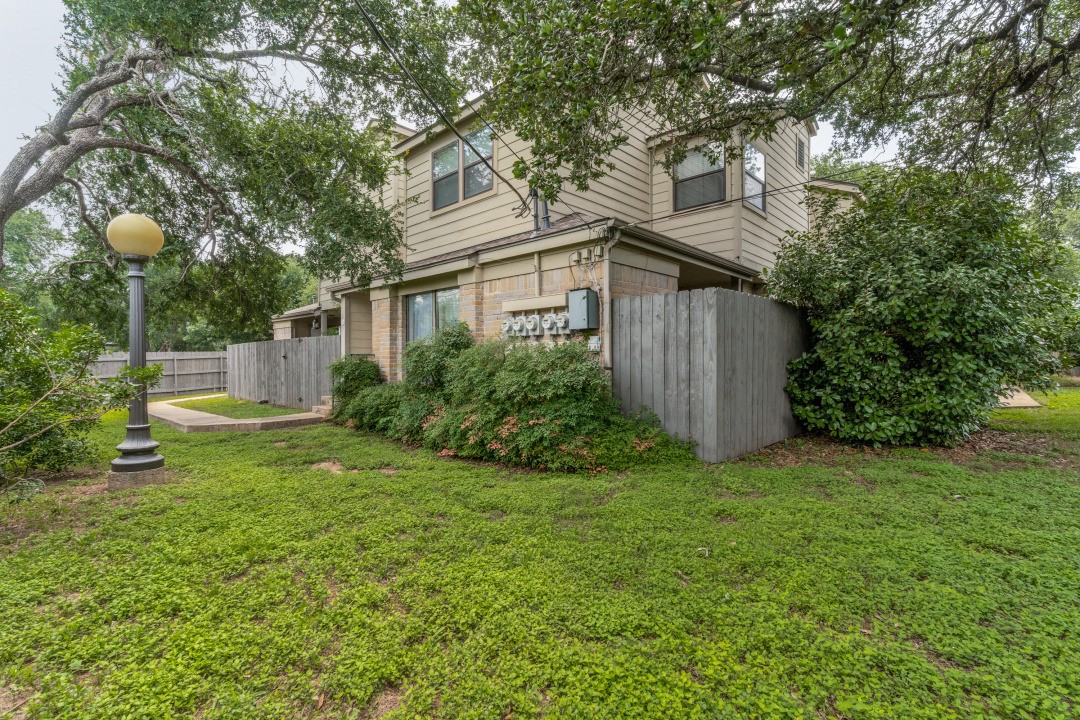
[769,168,1064,446]
[328,354,381,406]
[335,324,693,472]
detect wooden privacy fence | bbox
[93,352,226,397]
[613,287,808,462]
[227,336,340,410]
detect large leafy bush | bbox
[0,290,160,490]
[336,326,691,471]
[328,354,381,405]
[769,169,1065,445]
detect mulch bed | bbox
[747,429,1074,472]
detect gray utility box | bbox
[566,288,600,330]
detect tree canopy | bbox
[0,0,462,289]
[460,0,1080,201]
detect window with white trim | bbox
[431,127,494,210]
[406,287,461,342]
[673,146,725,211]
[743,143,766,212]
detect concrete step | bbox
[321,395,333,405]
[312,404,333,418]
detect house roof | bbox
[272,302,320,321]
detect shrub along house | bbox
[279,109,842,381]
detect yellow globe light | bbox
[106,213,164,258]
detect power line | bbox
[348,0,531,213]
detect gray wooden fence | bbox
[227,336,340,410]
[613,287,808,462]
[93,352,227,397]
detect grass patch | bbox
[172,396,307,419]
[989,387,1080,440]
[1,394,1079,717]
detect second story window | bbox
[431,128,495,211]
[797,137,807,171]
[673,146,725,211]
[743,144,766,212]
[432,142,459,210]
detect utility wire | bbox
[349,0,531,213]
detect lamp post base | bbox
[112,422,165,472]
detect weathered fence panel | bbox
[93,352,227,397]
[227,336,340,410]
[613,287,808,462]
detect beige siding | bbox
[648,157,739,259]
[317,278,340,310]
[646,121,811,270]
[401,118,654,264]
[402,131,536,263]
[736,122,811,271]
[556,119,653,224]
[347,293,373,355]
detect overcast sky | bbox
[1,0,1076,191]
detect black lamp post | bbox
[106,213,165,473]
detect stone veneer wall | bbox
[371,295,404,381]
[370,261,679,379]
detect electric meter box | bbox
[566,288,600,330]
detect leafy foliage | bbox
[1,0,466,299]
[459,0,1080,200]
[769,168,1067,446]
[0,290,160,490]
[328,354,382,406]
[337,327,691,471]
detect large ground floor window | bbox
[406,287,461,341]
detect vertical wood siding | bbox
[613,287,807,462]
[92,352,227,397]
[226,336,341,410]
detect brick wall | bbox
[371,295,404,381]
[370,260,678,378]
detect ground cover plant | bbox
[172,396,306,420]
[336,325,693,472]
[1,390,1078,718]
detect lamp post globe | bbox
[108,214,165,473]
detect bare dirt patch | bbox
[378,466,398,476]
[365,686,404,718]
[272,441,289,448]
[595,487,618,505]
[748,430,1074,472]
[0,685,33,719]
[311,461,344,473]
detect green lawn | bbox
[172,395,307,419]
[1,395,1079,718]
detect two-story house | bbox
[273,110,827,380]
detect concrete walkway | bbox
[997,388,1043,409]
[148,394,325,433]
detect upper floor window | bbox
[406,287,461,341]
[431,128,494,211]
[743,144,766,212]
[673,146,725,211]
[797,137,807,171]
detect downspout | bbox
[602,228,622,370]
[540,198,552,229]
[531,188,540,233]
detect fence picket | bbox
[611,286,806,462]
